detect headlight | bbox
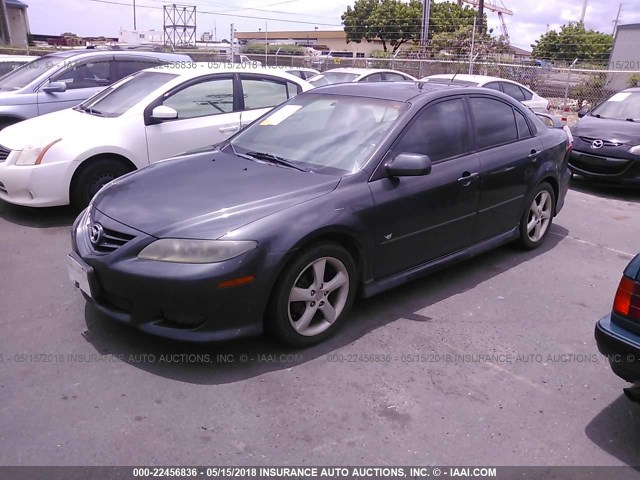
[137,239,257,264]
[629,145,640,156]
[15,138,62,166]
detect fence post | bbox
[563,58,579,111]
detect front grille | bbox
[0,145,10,162]
[578,137,625,147]
[91,226,136,253]
[570,154,631,175]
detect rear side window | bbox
[469,97,519,149]
[520,87,533,101]
[394,98,469,162]
[514,109,532,139]
[114,60,160,81]
[362,73,384,82]
[501,82,526,102]
[241,77,292,110]
[383,73,408,82]
[484,82,501,91]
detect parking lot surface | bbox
[1,180,639,467]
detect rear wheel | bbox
[71,157,132,209]
[518,182,555,250]
[267,242,357,348]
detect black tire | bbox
[517,182,556,250]
[71,158,132,209]
[266,242,357,348]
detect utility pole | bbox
[0,0,11,45]
[579,0,588,24]
[477,0,484,35]
[612,3,622,36]
[133,0,137,30]
[419,0,430,47]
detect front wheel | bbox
[517,182,556,250]
[267,242,357,348]
[71,158,132,209]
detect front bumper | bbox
[70,208,279,342]
[569,150,640,186]
[595,315,640,383]
[0,159,76,207]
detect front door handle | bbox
[457,172,479,186]
[219,125,240,133]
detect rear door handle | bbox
[219,125,240,133]
[528,150,540,162]
[457,172,479,185]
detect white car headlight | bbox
[15,138,62,166]
[629,145,640,156]
[137,239,257,264]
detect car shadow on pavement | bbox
[0,199,77,228]
[81,224,570,385]
[585,394,640,467]
[570,177,640,204]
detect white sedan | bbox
[0,64,313,208]
[307,68,417,86]
[421,74,549,113]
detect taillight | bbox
[613,276,640,321]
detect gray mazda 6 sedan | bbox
[69,82,570,347]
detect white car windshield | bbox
[308,72,360,86]
[591,92,640,122]
[78,71,177,117]
[230,93,408,174]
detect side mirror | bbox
[386,153,432,177]
[577,108,589,118]
[151,105,178,121]
[42,81,67,93]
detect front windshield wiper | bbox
[75,104,105,117]
[245,151,311,172]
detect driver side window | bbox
[163,78,235,119]
[52,60,113,90]
[393,98,470,162]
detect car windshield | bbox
[0,56,62,91]
[229,93,408,174]
[308,72,359,86]
[591,92,640,121]
[79,71,177,117]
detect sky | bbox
[26,0,640,51]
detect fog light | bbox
[162,310,206,326]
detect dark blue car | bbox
[595,255,640,387]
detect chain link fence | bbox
[199,52,638,126]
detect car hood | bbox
[0,108,104,149]
[572,115,640,144]
[93,148,341,240]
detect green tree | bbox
[531,23,612,62]
[431,24,508,58]
[341,0,479,54]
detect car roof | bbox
[322,67,408,76]
[424,73,507,84]
[43,49,189,61]
[308,81,467,102]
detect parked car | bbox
[568,88,640,186]
[421,74,550,113]
[0,54,37,77]
[535,111,574,150]
[0,64,312,208]
[0,49,190,129]
[307,68,417,86]
[284,67,320,81]
[68,82,569,347]
[595,254,640,389]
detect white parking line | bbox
[549,231,635,258]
